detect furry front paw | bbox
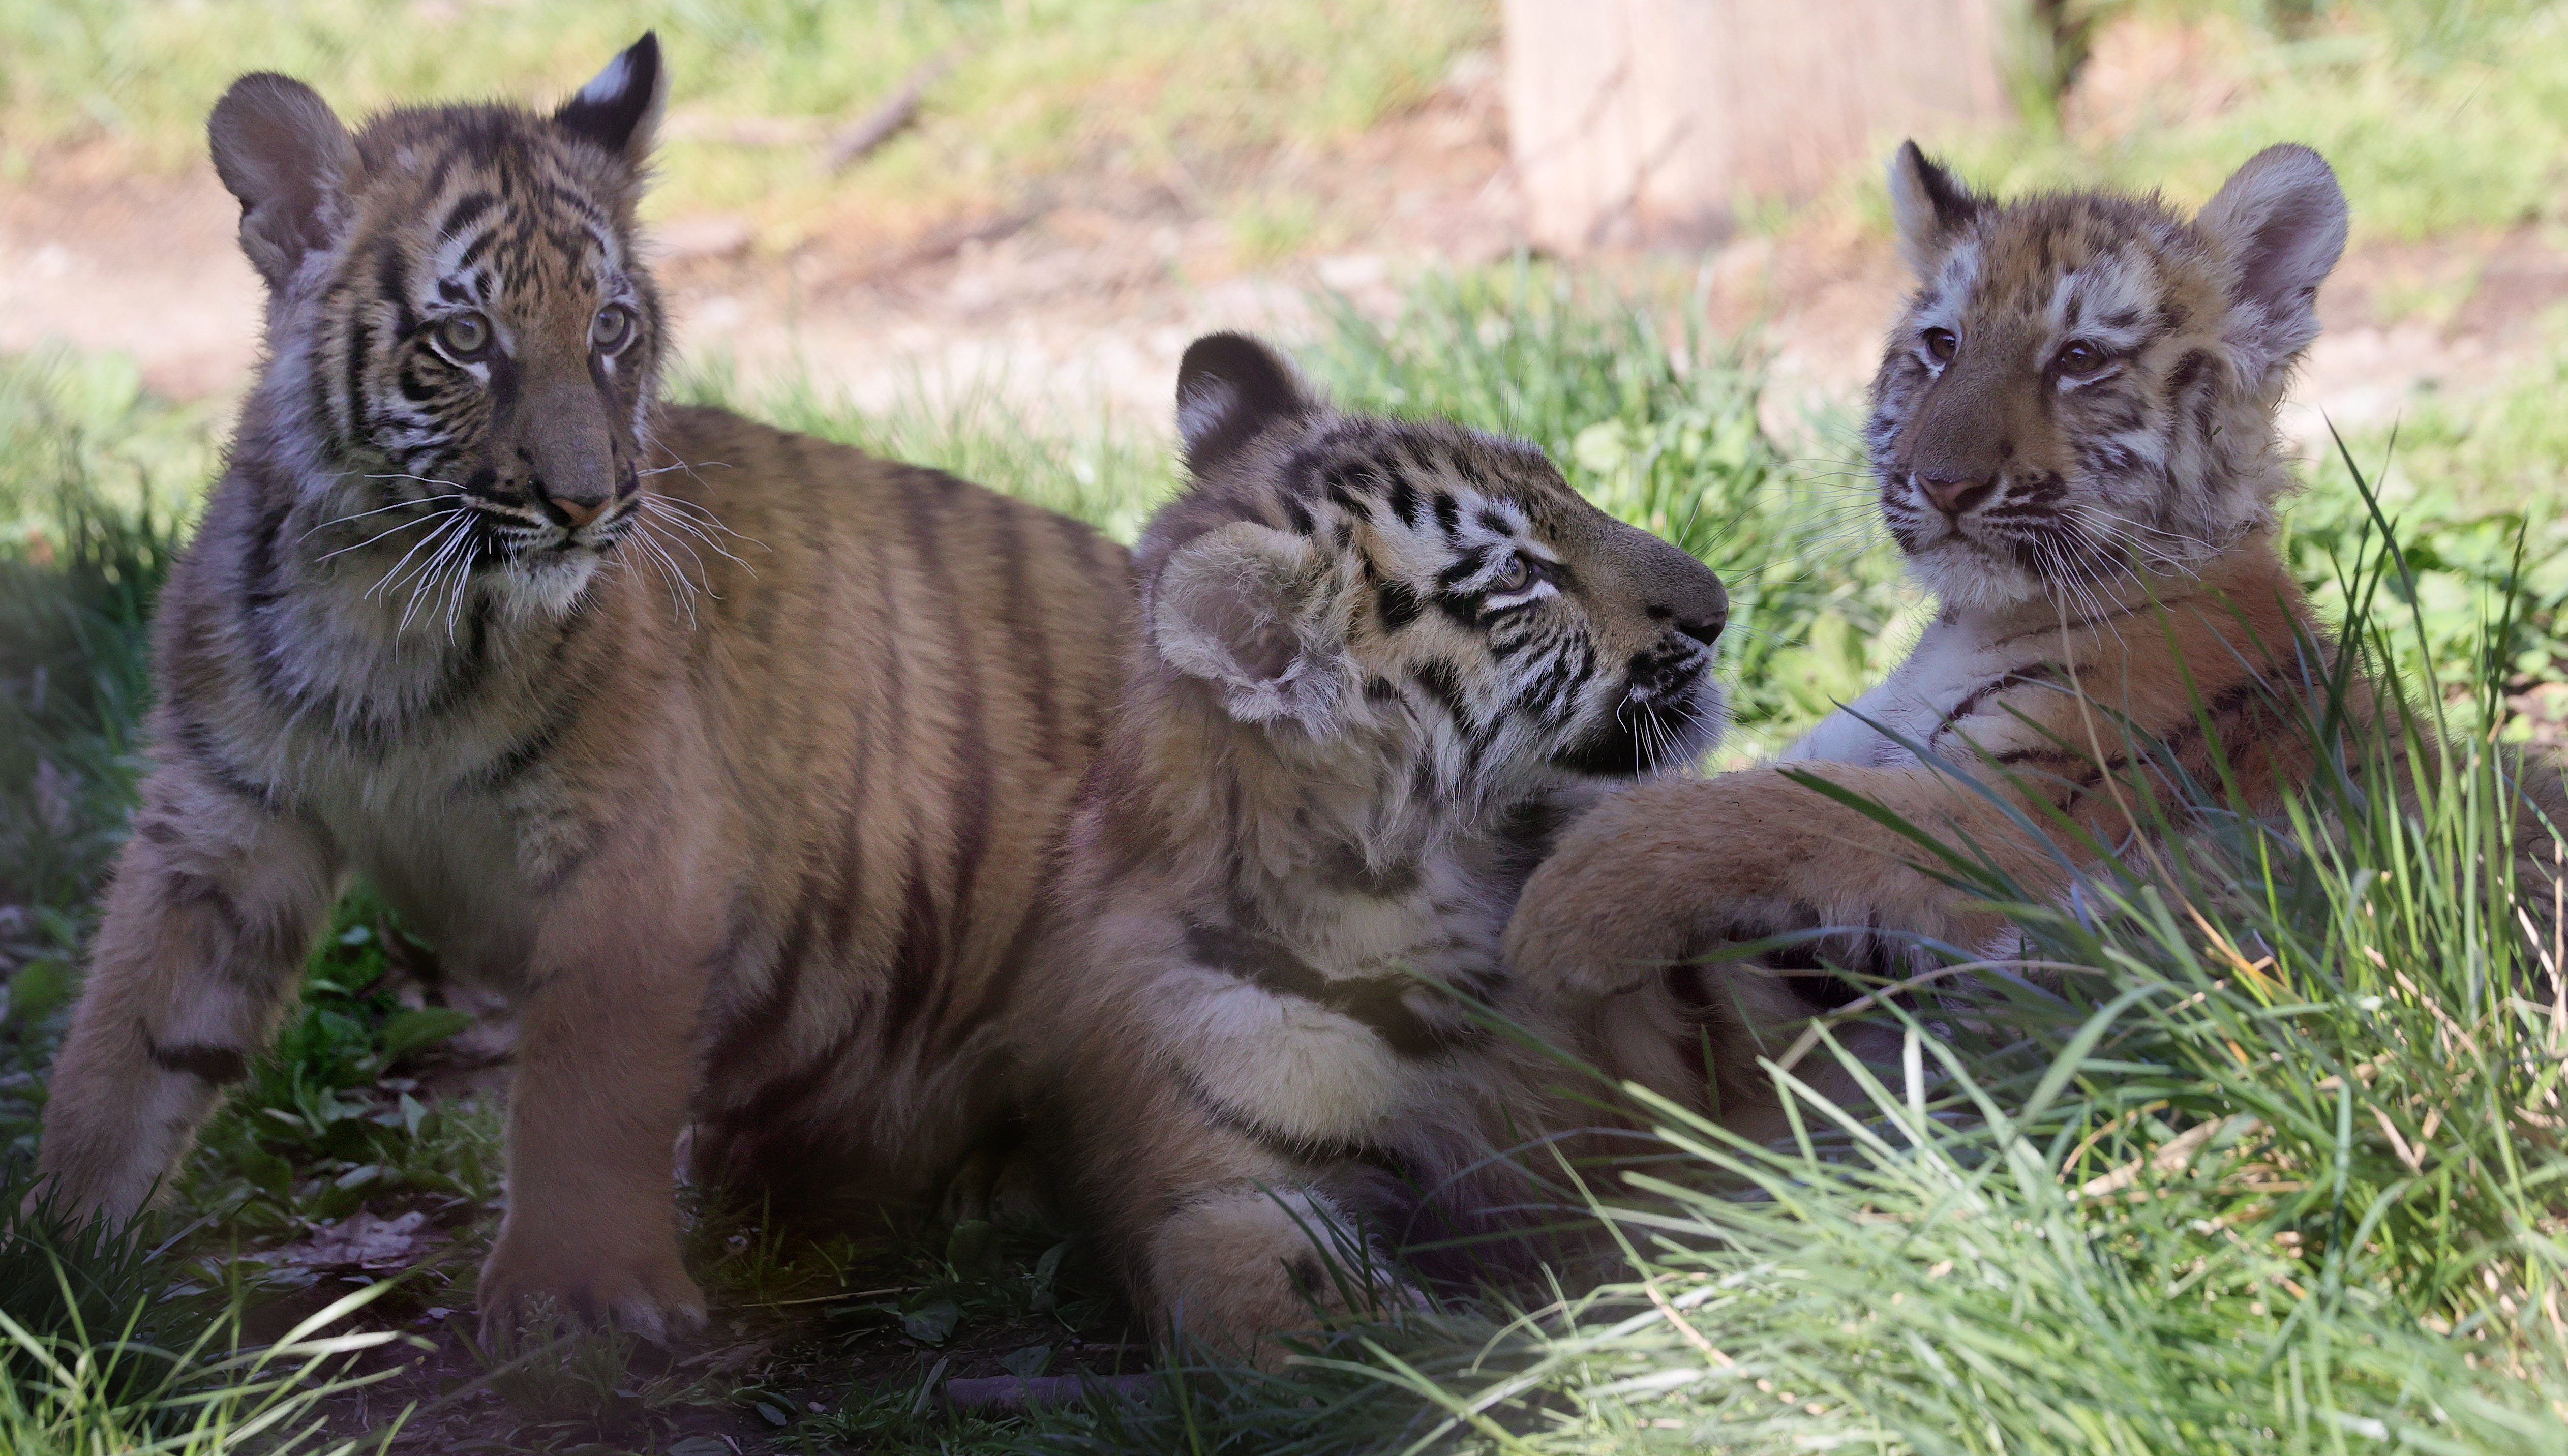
[1147,1187,1416,1366]
[477,1230,707,1345]
[1506,789,1726,999]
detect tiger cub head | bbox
[1866,142,2348,610]
[1143,333,1729,817]
[210,34,670,616]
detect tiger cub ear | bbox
[208,74,357,293]
[554,32,668,164]
[1886,140,1984,279]
[2196,143,2347,379]
[1152,521,1346,728]
[1174,332,1319,477]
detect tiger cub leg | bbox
[475,818,718,1343]
[1087,1079,1412,1362]
[36,762,340,1224]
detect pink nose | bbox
[541,489,609,529]
[1917,474,1994,517]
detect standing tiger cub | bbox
[33,36,1133,1338]
[1021,333,1729,1356]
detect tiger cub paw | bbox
[1505,787,1721,1000]
[1147,1186,1416,1366]
[477,1227,708,1346]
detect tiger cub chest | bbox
[1150,853,1515,1155]
[1779,618,2061,771]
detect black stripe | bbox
[341,307,373,444]
[171,716,285,813]
[1432,492,1461,536]
[145,1030,249,1086]
[455,227,498,275]
[1436,552,1487,590]
[877,830,943,1048]
[1386,471,1421,527]
[1171,1061,1377,1166]
[900,474,993,1043]
[707,884,815,1076]
[439,191,497,240]
[1376,579,1421,631]
[1182,920,1482,1058]
[376,239,417,339]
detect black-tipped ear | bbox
[1887,140,1984,278]
[554,32,666,163]
[209,73,355,293]
[1175,332,1318,476]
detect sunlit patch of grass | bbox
[664,353,1175,544]
[0,1281,416,1455]
[0,0,1494,240]
[1824,3,2568,247]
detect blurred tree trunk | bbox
[1503,0,2018,253]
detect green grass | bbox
[0,0,1492,244]
[1775,2,2568,248]
[7,265,2568,1450]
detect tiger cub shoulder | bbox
[1022,332,1730,1357]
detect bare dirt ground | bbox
[1,51,2556,460]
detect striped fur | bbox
[1505,144,2567,1124]
[33,37,1133,1339]
[1018,335,1729,1356]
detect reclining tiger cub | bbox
[1020,333,1731,1355]
[1505,142,2568,1114]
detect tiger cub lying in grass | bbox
[34,36,1132,1339]
[1506,142,2568,1116]
[1020,333,1731,1356]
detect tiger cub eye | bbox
[1922,327,1959,362]
[434,311,491,360]
[2054,339,2107,375]
[590,304,635,354]
[1491,555,1532,593]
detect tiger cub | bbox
[34,36,1132,1338]
[1505,143,2565,1112]
[1019,333,1731,1355]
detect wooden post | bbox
[1503,0,2016,252]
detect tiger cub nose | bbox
[537,484,609,529]
[1917,473,1996,518]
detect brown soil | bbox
[0,61,1519,428]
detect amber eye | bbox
[591,304,635,354]
[433,311,491,361]
[2055,338,2108,375]
[1922,327,1959,362]
[1491,555,1533,593]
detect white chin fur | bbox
[492,552,601,622]
[1906,536,2045,611]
